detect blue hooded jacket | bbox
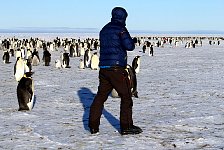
[99,7,135,67]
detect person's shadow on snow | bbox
[78,87,120,132]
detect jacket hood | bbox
[111,7,128,26]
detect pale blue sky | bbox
[0,0,223,31]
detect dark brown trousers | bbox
[88,67,133,130]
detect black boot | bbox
[90,128,99,134]
[121,125,142,135]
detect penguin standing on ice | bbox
[84,49,92,68]
[126,64,138,98]
[90,52,99,70]
[150,45,154,56]
[20,47,27,59]
[2,51,10,64]
[142,44,146,53]
[79,59,85,69]
[132,56,141,74]
[55,59,62,69]
[9,49,14,57]
[61,52,70,68]
[111,64,138,98]
[14,57,26,82]
[32,49,40,66]
[74,43,81,57]
[43,48,51,66]
[49,42,55,51]
[80,46,85,56]
[17,72,35,111]
[16,49,22,59]
[69,44,75,57]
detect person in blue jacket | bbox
[88,7,142,135]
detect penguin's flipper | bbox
[27,93,35,110]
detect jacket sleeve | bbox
[120,28,135,51]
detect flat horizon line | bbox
[0,27,224,34]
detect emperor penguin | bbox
[74,43,81,57]
[49,42,55,51]
[14,57,26,82]
[126,64,138,98]
[61,52,70,68]
[64,44,70,52]
[2,51,10,64]
[16,49,22,59]
[26,49,32,60]
[17,72,35,111]
[20,47,27,59]
[69,44,75,57]
[32,55,40,66]
[149,45,154,56]
[36,40,42,48]
[9,49,14,57]
[25,59,32,73]
[84,49,92,68]
[31,49,40,66]
[132,56,141,74]
[43,49,51,66]
[79,59,85,69]
[55,59,62,69]
[111,64,138,98]
[80,47,85,56]
[90,52,99,70]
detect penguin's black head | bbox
[24,72,34,78]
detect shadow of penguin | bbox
[78,87,120,132]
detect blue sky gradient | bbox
[0,0,223,31]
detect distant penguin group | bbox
[1,36,102,112]
[1,35,223,114]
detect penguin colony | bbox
[0,36,223,110]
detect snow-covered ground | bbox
[0,34,224,150]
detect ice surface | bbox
[0,33,224,149]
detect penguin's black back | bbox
[17,77,33,111]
